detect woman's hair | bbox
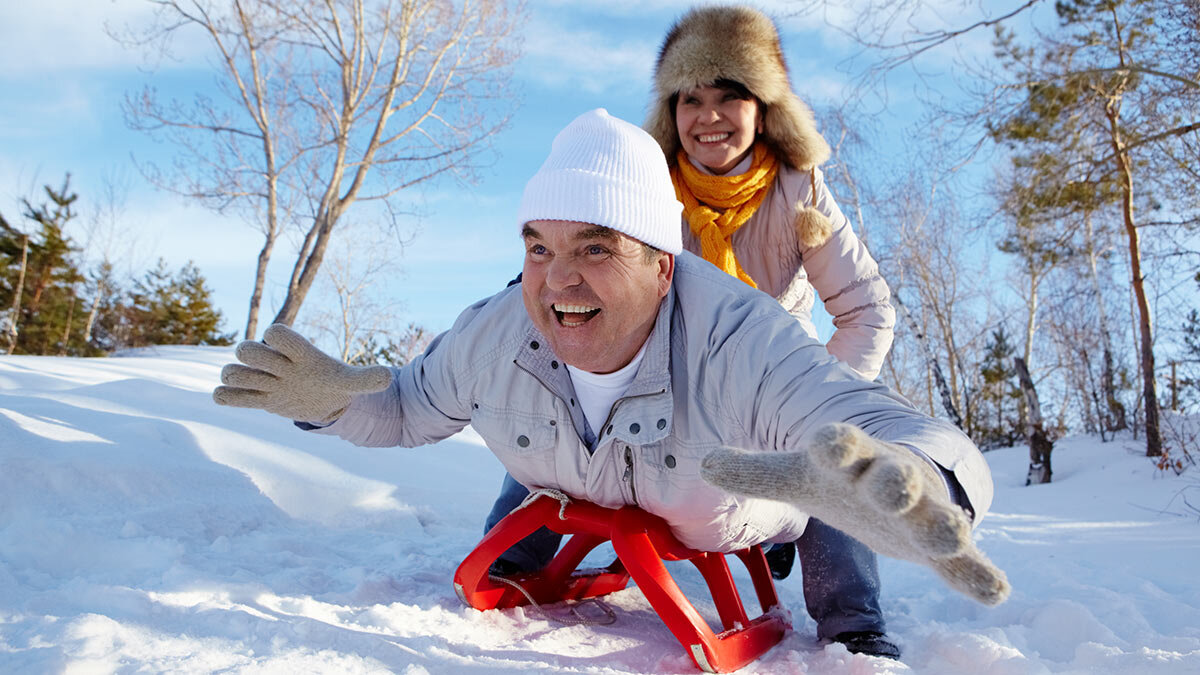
[667,78,759,123]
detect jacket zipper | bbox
[623,445,638,505]
[514,357,658,504]
[605,390,665,507]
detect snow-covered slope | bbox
[1,347,1198,673]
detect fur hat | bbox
[518,109,684,254]
[646,4,834,248]
[646,4,831,171]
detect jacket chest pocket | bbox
[469,404,559,458]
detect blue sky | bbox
[0,1,987,340]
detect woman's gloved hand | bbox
[212,323,392,424]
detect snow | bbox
[2,346,1198,674]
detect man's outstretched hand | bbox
[700,423,1010,606]
[212,323,392,424]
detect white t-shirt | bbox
[565,340,648,439]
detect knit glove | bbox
[700,422,1011,606]
[212,323,392,424]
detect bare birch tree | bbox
[794,0,1200,458]
[297,222,407,363]
[875,169,994,433]
[77,171,142,348]
[117,0,522,339]
[787,1,1049,82]
[813,105,994,429]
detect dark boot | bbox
[833,631,901,660]
[764,541,796,580]
[487,558,526,578]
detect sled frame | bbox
[453,495,789,673]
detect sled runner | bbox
[454,491,789,673]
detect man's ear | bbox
[656,253,675,297]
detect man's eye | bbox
[529,244,546,255]
[587,245,607,256]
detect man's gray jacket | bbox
[312,252,993,553]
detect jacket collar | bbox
[624,283,673,399]
[513,284,676,444]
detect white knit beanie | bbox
[517,109,683,255]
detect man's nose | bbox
[545,255,582,290]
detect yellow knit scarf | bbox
[672,143,779,288]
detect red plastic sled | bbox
[453,493,789,673]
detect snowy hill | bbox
[1,347,1198,673]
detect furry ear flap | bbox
[794,204,832,249]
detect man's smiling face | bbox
[520,220,674,374]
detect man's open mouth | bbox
[553,303,601,327]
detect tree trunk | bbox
[244,103,280,339]
[1105,102,1161,457]
[930,303,965,419]
[245,230,276,339]
[1084,215,1126,433]
[1015,357,1053,485]
[6,233,29,354]
[1024,264,1037,369]
[59,288,76,355]
[893,291,964,428]
[272,208,340,327]
[83,279,104,345]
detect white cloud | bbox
[519,15,657,95]
[120,195,264,271]
[0,0,209,76]
[535,0,865,33]
[516,2,870,100]
[0,78,98,138]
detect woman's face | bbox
[675,84,762,175]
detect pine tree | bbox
[978,326,1023,448]
[0,176,87,355]
[121,259,234,349]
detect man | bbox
[213,109,1009,661]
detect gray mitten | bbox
[700,422,1011,606]
[212,323,392,424]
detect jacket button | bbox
[530,341,540,350]
[665,455,676,468]
[517,435,530,448]
[630,422,640,434]
[657,418,666,429]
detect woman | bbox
[643,4,900,659]
[646,5,894,380]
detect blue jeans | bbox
[484,473,566,571]
[483,472,885,638]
